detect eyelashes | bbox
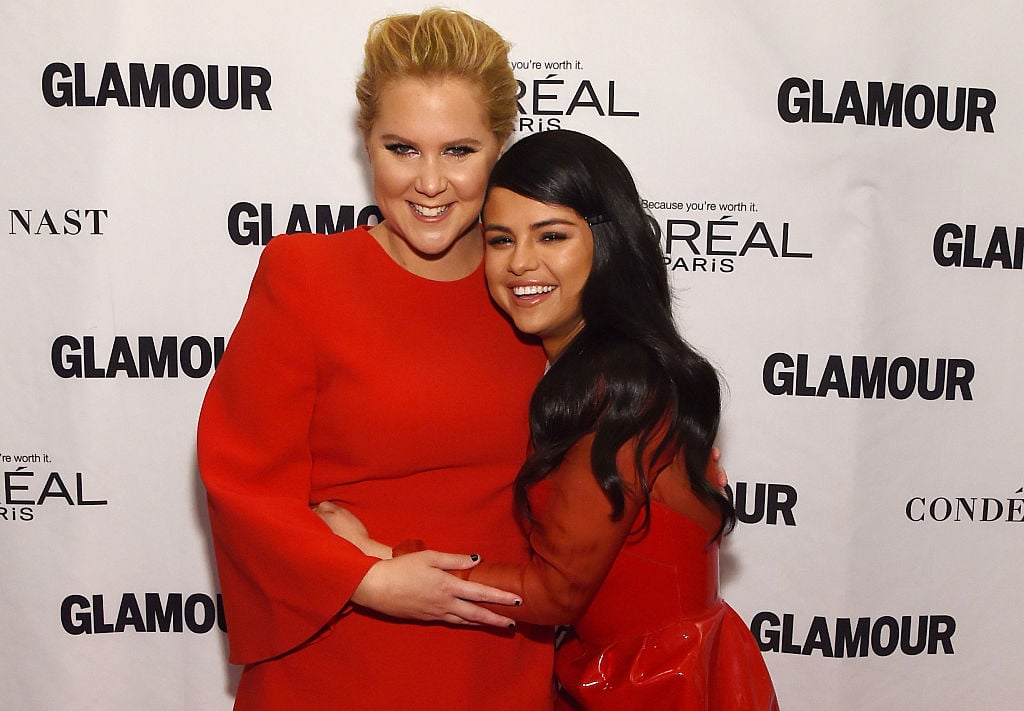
[384,142,415,156]
[484,232,570,248]
[444,145,478,157]
[382,143,479,157]
[540,232,568,242]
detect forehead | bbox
[371,76,491,138]
[483,188,584,227]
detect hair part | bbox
[356,7,518,143]
[486,129,735,540]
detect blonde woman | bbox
[199,10,553,709]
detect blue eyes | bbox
[384,142,415,155]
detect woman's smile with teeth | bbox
[410,202,452,217]
[513,285,556,296]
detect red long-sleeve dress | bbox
[461,432,781,710]
[198,228,553,710]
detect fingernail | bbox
[514,599,522,607]
[506,622,515,629]
[470,554,480,562]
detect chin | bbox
[412,228,473,255]
[510,318,545,338]
[403,232,459,255]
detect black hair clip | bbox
[585,213,609,226]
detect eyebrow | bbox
[378,133,483,146]
[483,218,578,232]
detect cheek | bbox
[484,261,503,296]
[455,163,492,199]
[370,159,406,194]
[562,251,593,290]
[486,282,504,307]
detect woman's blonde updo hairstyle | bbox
[356,8,518,143]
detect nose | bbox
[415,156,446,197]
[509,240,538,275]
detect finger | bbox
[420,550,484,571]
[448,599,516,629]
[410,551,522,604]
[450,578,522,607]
[441,615,482,627]
[437,612,485,627]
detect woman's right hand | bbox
[313,501,394,559]
[350,551,521,629]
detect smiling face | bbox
[483,187,595,360]
[365,76,503,280]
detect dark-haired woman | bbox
[320,129,779,709]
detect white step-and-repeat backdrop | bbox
[3,1,1021,708]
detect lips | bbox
[409,202,452,218]
[512,285,556,297]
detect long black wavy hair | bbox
[485,129,734,540]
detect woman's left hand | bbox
[710,446,728,492]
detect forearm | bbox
[313,504,521,627]
[462,434,647,625]
[461,557,597,626]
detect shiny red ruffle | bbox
[556,600,780,710]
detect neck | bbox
[542,321,586,362]
[369,222,483,281]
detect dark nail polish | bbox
[507,622,515,629]
[514,599,522,607]
[470,554,480,562]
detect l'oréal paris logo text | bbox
[42,62,271,110]
[2,457,107,523]
[644,207,813,274]
[778,78,994,132]
[511,56,639,134]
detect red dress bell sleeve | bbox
[197,237,376,665]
